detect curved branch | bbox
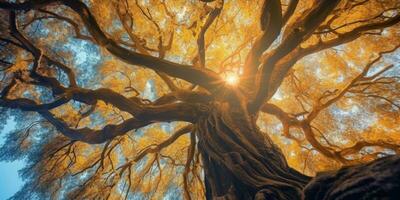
[4,8,214,124]
[242,0,282,89]
[282,0,298,25]
[301,123,346,163]
[37,8,94,42]
[183,131,196,200]
[303,13,400,59]
[117,1,178,92]
[41,111,150,144]
[0,96,71,111]
[64,0,223,91]
[7,10,78,88]
[0,0,224,91]
[1,93,200,144]
[197,2,223,68]
[265,13,400,100]
[1,19,208,145]
[134,124,193,161]
[0,0,55,10]
[249,0,340,112]
[0,95,148,143]
[339,141,400,156]
[261,103,303,143]
[307,46,400,121]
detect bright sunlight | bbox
[224,73,239,86]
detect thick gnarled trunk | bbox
[196,101,310,199]
[303,155,400,200]
[195,102,400,200]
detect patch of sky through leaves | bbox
[64,38,101,87]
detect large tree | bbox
[0,0,400,199]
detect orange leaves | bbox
[88,0,116,28]
[8,51,29,73]
[1,0,400,198]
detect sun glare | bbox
[225,74,239,86]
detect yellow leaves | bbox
[6,0,399,197]
[181,28,194,43]
[373,114,400,133]
[51,103,81,125]
[136,125,190,158]
[140,179,153,193]
[89,0,116,28]
[136,128,165,150]
[120,136,135,159]
[8,52,29,73]
[100,58,175,98]
[68,143,102,172]
[379,117,397,129]
[74,154,87,168]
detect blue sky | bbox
[0,119,24,200]
[0,34,159,198]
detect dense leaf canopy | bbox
[0,0,399,199]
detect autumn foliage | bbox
[0,0,400,199]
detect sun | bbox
[225,73,239,86]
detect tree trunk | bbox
[303,154,400,200]
[195,100,400,200]
[196,101,310,199]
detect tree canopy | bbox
[0,0,399,199]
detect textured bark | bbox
[196,100,310,199]
[303,155,400,200]
[196,99,400,200]
[196,103,400,199]
[1,1,400,199]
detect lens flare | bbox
[225,74,238,85]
